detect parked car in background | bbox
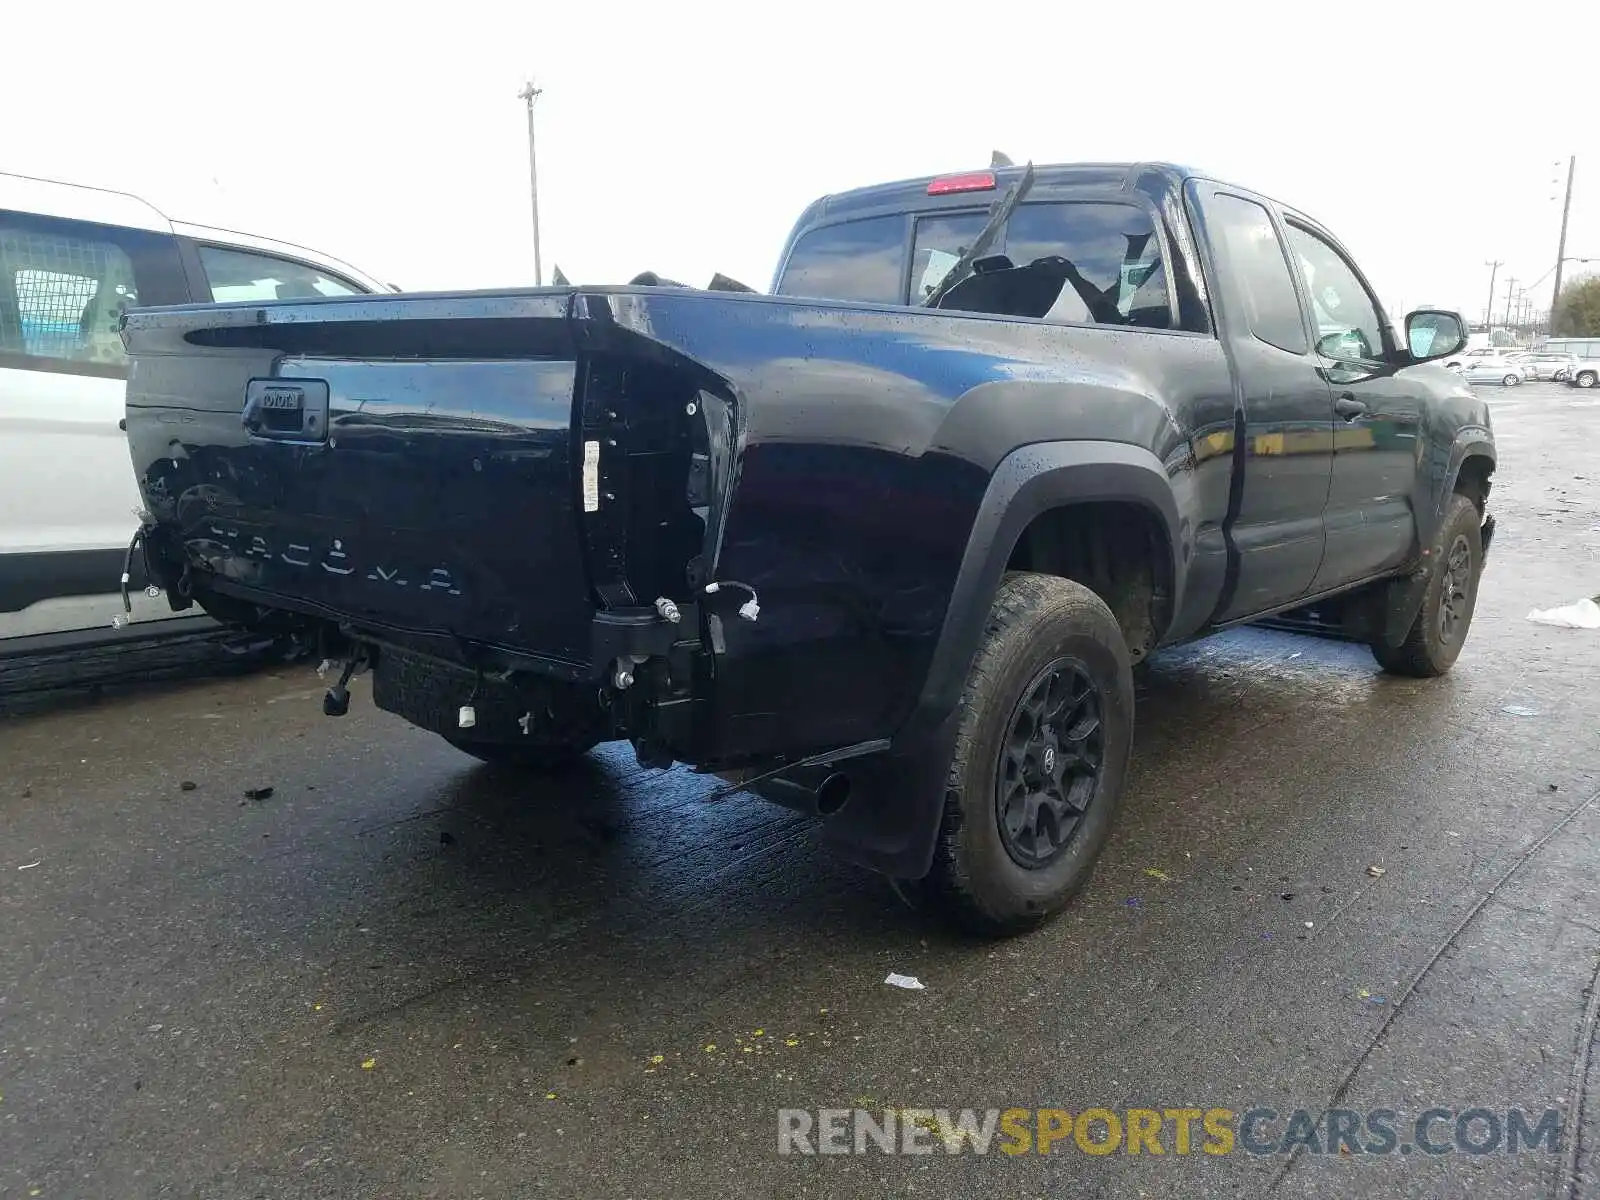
[1459,356,1528,386]
[1566,357,1600,389]
[0,171,393,656]
[1521,352,1576,382]
[1443,346,1514,371]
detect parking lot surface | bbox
[3,382,1598,1198]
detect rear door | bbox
[1188,184,1335,620]
[0,210,188,633]
[1279,219,1424,590]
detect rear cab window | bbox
[776,199,1173,329]
[770,215,905,305]
[0,212,188,377]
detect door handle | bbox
[1334,395,1368,421]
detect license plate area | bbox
[243,378,329,442]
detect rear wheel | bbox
[1502,373,1521,387]
[922,573,1134,936]
[1371,493,1483,677]
[1577,370,1598,389]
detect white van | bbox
[0,172,391,655]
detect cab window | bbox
[774,216,905,305]
[1282,223,1387,362]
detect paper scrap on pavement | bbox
[1527,598,1600,629]
[884,973,926,991]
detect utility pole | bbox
[518,80,544,286]
[1484,260,1502,330]
[1550,156,1576,335]
[1502,277,1517,329]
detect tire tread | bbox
[923,572,1131,936]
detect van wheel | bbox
[1371,494,1483,677]
[1577,370,1598,389]
[922,573,1134,936]
[444,736,596,772]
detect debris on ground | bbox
[17,860,41,871]
[20,786,30,799]
[1500,705,1539,717]
[439,831,456,846]
[1366,865,1386,878]
[243,786,274,801]
[884,973,926,991]
[1144,867,1171,882]
[180,781,197,792]
[1526,597,1600,629]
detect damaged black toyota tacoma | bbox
[119,162,1495,935]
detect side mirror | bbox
[1405,309,1466,361]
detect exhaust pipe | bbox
[718,769,854,816]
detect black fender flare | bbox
[817,441,1183,880]
[1378,431,1496,648]
[913,440,1184,723]
[1439,432,1495,520]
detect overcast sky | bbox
[7,0,1596,323]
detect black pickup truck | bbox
[120,161,1494,935]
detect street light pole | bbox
[1550,155,1576,335]
[518,80,544,287]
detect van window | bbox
[0,223,140,368]
[199,245,363,303]
[0,212,188,377]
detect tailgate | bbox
[123,292,614,673]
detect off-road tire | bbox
[443,736,597,772]
[1371,493,1483,677]
[922,573,1135,937]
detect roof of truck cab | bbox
[806,161,1204,223]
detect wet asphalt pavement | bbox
[3,382,1599,1199]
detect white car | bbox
[1567,359,1600,389]
[1,171,392,655]
[1460,359,1528,386]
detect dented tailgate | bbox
[122,293,599,673]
